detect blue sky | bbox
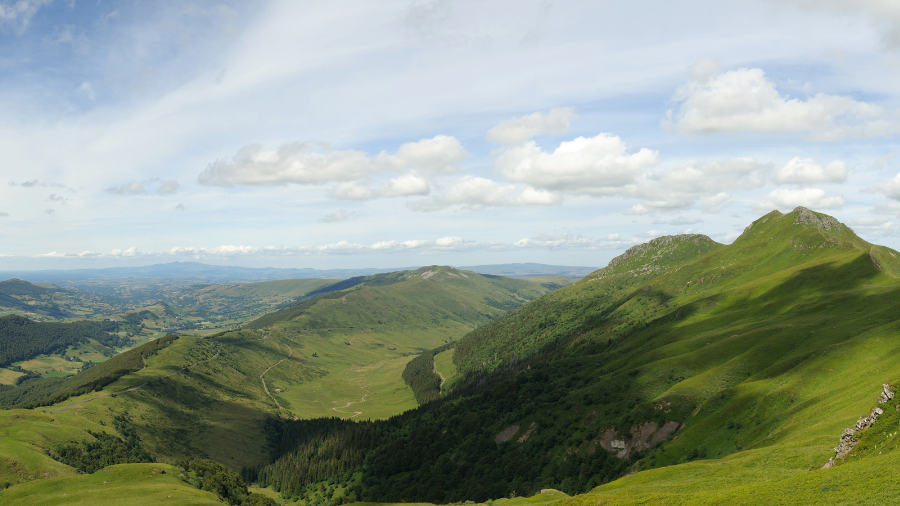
[0,0,899,270]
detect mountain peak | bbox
[791,206,845,232]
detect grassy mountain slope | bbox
[245,207,900,504]
[0,267,557,493]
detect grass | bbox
[0,369,23,386]
[433,348,459,394]
[0,463,221,505]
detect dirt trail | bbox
[45,350,220,414]
[261,342,293,410]
[332,393,369,419]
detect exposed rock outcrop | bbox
[793,206,844,232]
[596,421,680,459]
[822,384,894,469]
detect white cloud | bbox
[198,135,469,187]
[105,182,146,194]
[875,201,900,215]
[156,179,180,194]
[513,187,562,206]
[0,212,8,217]
[383,135,469,176]
[775,157,848,184]
[46,194,71,204]
[110,246,138,256]
[632,158,770,213]
[753,188,846,212]
[877,173,900,200]
[701,193,732,213]
[486,107,577,146]
[410,176,515,211]
[331,181,374,201]
[663,67,897,140]
[321,209,359,223]
[44,209,55,215]
[0,0,52,32]
[380,174,430,197]
[496,134,657,195]
[175,203,186,212]
[785,0,900,51]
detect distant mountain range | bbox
[0,261,598,284]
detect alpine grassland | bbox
[5,209,900,505]
[0,266,558,502]
[245,208,900,504]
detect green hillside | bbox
[0,267,558,494]
[4,208,900,505]
[243,207,900,504]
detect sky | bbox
[0,0,899,270]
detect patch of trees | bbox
[0,315,130,367]
[0,335,179,408]
[247,357,663,505]
[401,342,455,404]
[50,414,154,473]
[178,457,277,506]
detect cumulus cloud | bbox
[198,135,469,187]
[110,246,138,256]
[380,174,430,197]
[410,176,515,211]
[0,212,9,217]
[331,181,374,201]
[513,187,562,206]
[175,203,186,211]
[44,209,55,215]
[877,173,900,200]
[753,188,846,212]
[631,158,770,213]
[321,209,359,223]
[775,157,848,184]
[156,179,180,194]
[486,107,578,146]
[663,66,897,140]
[496,134,657,195]
[701,193,732,213]
[384,135,469,176]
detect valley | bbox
[1,208,899,505]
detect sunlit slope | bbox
[0,267,560,480]
[244,208,900,503]
[0,463,222,506]
[247,266,561,419]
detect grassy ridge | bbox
[246,208,900,503]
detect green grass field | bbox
[0,463,221,505]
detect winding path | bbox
[260,342,292,410]
[45,350,220,414]
[331,393,369,419]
